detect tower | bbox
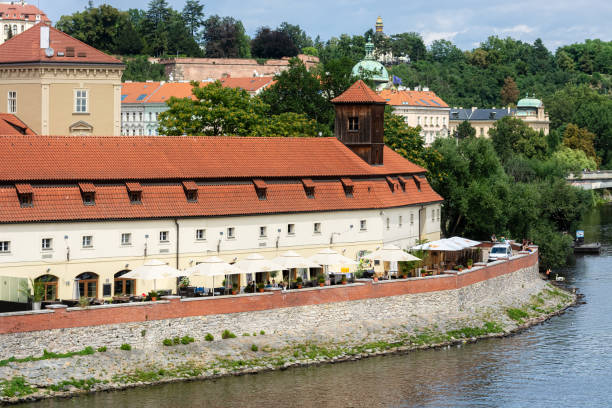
[376,16,383,33]
[331,80,387,165]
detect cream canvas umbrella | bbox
[122,259,182,291]
[363,245,420,278]
[272,250,321,287]
[184,256,244,296]
[234,253,283,290]
[411,239,465,251]
[308,248,358,280]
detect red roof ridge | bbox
[331,80,387,104]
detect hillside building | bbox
[0,80,442,300]
[379,88,450,145]
[0,1,49,45]
[0,23,124,136]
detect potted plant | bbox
[231,283,238,295]
[257,282,265,293]
[296,276,303,289]
[78,296,90,308]
[317,274,325,287]
[19,279,44,310]
[467,259,473,269]
[456,265,464,272]
[341,275,347,285]
[179,277,190,288]
[148,290,159,301]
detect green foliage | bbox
[48,378,99,392]
[0,346,96,367]
[260,330,265,335]
[251,344,259,352]
[204,333,214,341]
[120,343,132,351]
[251,27,298,59]
[202,15,251,58]
[163,338,173,346]
[490,117,549,161]
[562,123,598,163]
[18,278,44,303]
[221,330,236,339]
[97,346,107,352]
[317,274,325,284]
[0,377,35,397]
[173,337,180,345]
[506,308,529,322]
[181,336,195,345]
[455,120,476,139]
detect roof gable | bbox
[379,89,448,108]
[331,80,387,104]
[0,23,122,65]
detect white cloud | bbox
[498,24,535,34]
[421,31,459,45]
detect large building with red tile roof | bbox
[0,1,49,45]
[0,23,124,136]
[379,88,450,146]
[0,81,442,300]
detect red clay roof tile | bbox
[0,23,122,65]
[379,89,448,108]
[331,80,387,104]
[0,114,35,135]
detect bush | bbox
[204,333,214,341]
[173,337,180,345]
[251,344,258,352]
[180,336,195,345]
[96,346,107,353]
[242,333,251,336]
[162,339,173,346]
[260,330,265,335]
[222,330,236,339]
[120,343,131,351]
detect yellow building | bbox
[0,23,124,136]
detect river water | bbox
[18,205,612,408]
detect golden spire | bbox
[376,16,383,33]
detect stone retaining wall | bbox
[0,252,539,359]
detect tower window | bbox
[348,117,359,131]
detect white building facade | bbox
[0,1,49,44]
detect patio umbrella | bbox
[363,245,420,278]
[410,239,465,251]
[184,256,244,296]
[234,253,283,290]
[363,245,421,262]
[308,248,358,279]
[122,259,182,291]
[272,250,321,286]
[447,236,480,248]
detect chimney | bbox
[40,25,49,49]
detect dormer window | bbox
[182,181,198,202]
[398,176,407,192]
[253,179,267,200]
[78,182,96,205]
[341,178,354,197]
[348,117,359,131]
[413,175,421,192]
[386,176,395,193]
[126,182,142,204]
[301,179,315,198]
[15,184,33,207]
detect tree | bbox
[141,0,172,55]
[562,124,598,163]
[277,22,313,51]
[251,27,298,59]
[122,56,165,82]
[253,112,325,137]
[202,15,250,58]
[500,77,519,106]
[115,16,144,55]
[456,120,476,139]
[260,58,333,127]
[489,117,548,161]
[429,40,464,63]
[182,0,205,38]
[390,32,426,61]
[159,81,268,136]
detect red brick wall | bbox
[0,251,538,334]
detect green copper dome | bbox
[351,37,389,85]
[517,96,543,108]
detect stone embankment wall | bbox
[160,54,319,81]
[0,252,539,359]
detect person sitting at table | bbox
[272,279,277,287]
[265,280,272,288]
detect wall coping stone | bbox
[161,296,180,300]
[181,292,273,302]
[65,300,170,312]
[46,304,67,309]
[284,283,365,292]
[0,309,54,317]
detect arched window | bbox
[114,270,135,295]
[35,274,58,301]
[76,272,98,298]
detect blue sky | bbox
[43,0,611,51]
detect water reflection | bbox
[17,206,612,408]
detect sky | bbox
[42,0,611,51]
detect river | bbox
[16,205,612,408]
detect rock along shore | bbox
[0,275,576,405]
